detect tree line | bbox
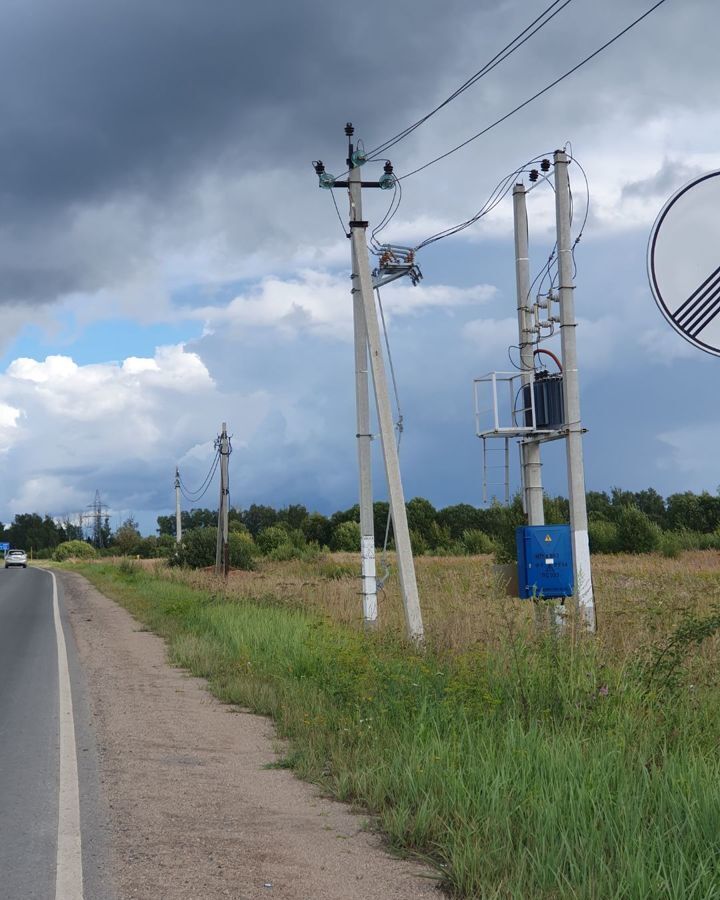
[156,486,720,560]
[4,486,720,559]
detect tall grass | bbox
[72,556,720,899]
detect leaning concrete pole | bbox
[175,466,182,543]
[347,168,424,643]
[348,180,378,627]
[554,150,596,631]
[513,183,545,526]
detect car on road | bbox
[5,549,27,569]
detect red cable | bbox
[533,348,562,372]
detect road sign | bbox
[0,543,9,552]
[648,170,720,357]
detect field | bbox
[70,551,720,899]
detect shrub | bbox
[461,528,496,555]
[616,506,661,554]
[171,527,255,570]
[256,525,292,555]
[53,540,97,561]
[588,520,620,554]
[330,520,361,552]
[427,521,453,551]
[659,531,683,559]
[409,529,428,556]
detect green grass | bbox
[70,561,720,899]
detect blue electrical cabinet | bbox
[516,525,574,599]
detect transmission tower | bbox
[83,490,110,548]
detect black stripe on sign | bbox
[673,262,720,321]
[681,282,720,332]
[689,294,720,338]
[675,273,720,328]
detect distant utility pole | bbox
[214,422,231,577]
[174,466,182,543]
[344,123,424,643]
[350,182,378,630]
[513,183,545,527]
[554,150,596,631]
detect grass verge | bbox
[68,561,720,899]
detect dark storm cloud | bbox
[0,0,474,216]
[0,0,712,305]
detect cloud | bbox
[0,344,271,517]
[190,270,497,341]
[0,0,716,311]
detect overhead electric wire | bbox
[398,0,670,182]
[411,154,553,252]
[178,450,221,503]
[370,177,403,251]
[329,188,350,238]
[365,0,575,161]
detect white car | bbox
[5,549,27,569]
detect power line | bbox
[178,450,221,502]
[398,0,670,181]
[411,154,553,251]
[366,0,575,160]
[370,177,403,251]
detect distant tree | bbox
[256,525,292,555]
[331,520,361,552]
[633,488,667,528]
[6,513,65,551]
[543,494,569,524]
[330,504,361,529]
[666,491,720,533]
[586,491,612,521]
[242,504,278,538]
[114,517,142,555]
[184,508,216,530]
[303,512,332,547]
[406,497,438,544]
[277,504,309,531]
[616,507,660,554]
[171,527,255,570]
[437,504,484,540]
[156,514,175,537]
[373,501,391,546]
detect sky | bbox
[0,0,717,535]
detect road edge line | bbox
[49,570,84,900]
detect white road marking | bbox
[49,571,84,900]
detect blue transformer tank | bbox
[516,525,574,599]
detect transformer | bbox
[523,371,564,429]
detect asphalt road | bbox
[0,566,113,900]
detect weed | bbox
[69,553,720,899]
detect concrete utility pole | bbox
[345,125,424,643]
[553,150,596,631]
[513,183,545,527]
[214,422,231,577]
[175,466,182,543]
[350,220,378,628]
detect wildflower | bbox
[598,685,609,697]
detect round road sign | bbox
[648,170,720,357]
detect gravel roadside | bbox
[60,570,440,900]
